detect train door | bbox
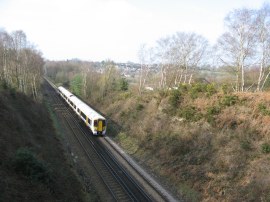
[86,117,89,125]
[98,120,103,132]
[94,119,104,132]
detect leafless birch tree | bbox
[217,8,257,92]
[256,4,270,91]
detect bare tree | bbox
[0,30,44,98]
[11,30,27,92]
[155,37,174,89]
[256,4,270,91]
[217,8,257,92]
[172,32,208,85]
[138,44,155,94]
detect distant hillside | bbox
[0,86,86,202]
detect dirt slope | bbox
[90,90,270,202]
[0,87,87,202]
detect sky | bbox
[0,0,268,62]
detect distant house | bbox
[145,86,154,91]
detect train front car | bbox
[93,117,106,135]
[58,86,106,136]
[79,104,107,136]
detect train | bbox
[58,86,106,135]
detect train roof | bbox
[58,86,73,97]
[58,86,105,120]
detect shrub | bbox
[258,103,270,116]
[206,83,217,97]
[119,92,131,100]
[1,81,8,90]
[188,83,217,99]
[221,84,230,94]
[207,105,221,115]
[261,143,270,153]
[179,106,202,122]
[220,95,238,107]
[178,83,189,93]
[119,78,129,91]
[189,83,207,99]
[206,106,221,125]
[70,74,83,96]
[136,103,144,111]
[169,89,182,108]
[13,148,52,184]
[158,89,168,98]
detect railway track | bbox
[44,79,155,201]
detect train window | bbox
[94,120,98,127]
[87,118,91,124]
[81,112,87,120]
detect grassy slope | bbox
[0,87,87,202]
[90,90,270,202]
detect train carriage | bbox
[58,86,106,135]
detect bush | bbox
[179,106,202,122]
[189,83,207,99]
[136,103,144,111]
[188,83,217,99]
[70,74,83,96]
[221,84,230,94]
[178,83,189,93]
[13,148,52,184]
[206,83,217,97]
[119,78,129,91]
[206,106,221,125]
[220,95,239,107]
[261,143,270,153]
[207,105,221,115]
[169,89,182,108]
[258,103,270,116]
[119,92,132,100]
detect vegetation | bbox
[47,58,270,201]
[0,30,44,99]
[0,87,88,202]
[13,148,52,185]
[2,2,269,201]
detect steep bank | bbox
[0,86,87,202]
[89,89,270,201]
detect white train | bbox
[58,86,106,135]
